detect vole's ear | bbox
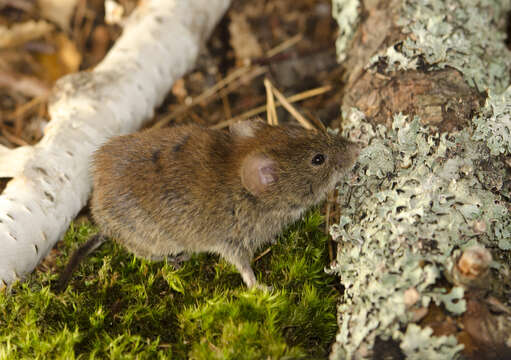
[229,118,266,139]
[241,153,278,196]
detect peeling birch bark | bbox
[0,0,231,286]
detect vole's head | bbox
[230,119,359,206]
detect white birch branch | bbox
[0,0,231,286]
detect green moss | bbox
[0,211,338,359]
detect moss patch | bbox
[0,211,337,359]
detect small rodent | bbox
[58,119,359,290]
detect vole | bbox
[57,119,359,290]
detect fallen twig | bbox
[211,85,332,129]
[253,247,272,262]
[154,65,266,128]
[264,78,278,125]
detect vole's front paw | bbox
[166,253,190,269]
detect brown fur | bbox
[60,120,359,289]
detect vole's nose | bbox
[351,143,361,161]
[335,142,361,170]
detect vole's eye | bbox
[311,154,325,165]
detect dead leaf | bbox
[57,33,81,72]
[35,33,81,82]
[0,20,54,49]
[38,0,78,31]
[229,12,262,64]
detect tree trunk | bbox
[0,0,231,287]
[330,0,511,359]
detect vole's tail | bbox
[56,233,108,292]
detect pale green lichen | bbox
[329,112,511,359]
[367,0,511,93]
[436,286,466,315]
[369,46,419,72]
[473,86,511,156]
[400,324,463,360]
[357,140,394,179]
[331,1,511,358]
[331,0,360,62]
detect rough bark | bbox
[330,0,511,359]
[0,0,231,286]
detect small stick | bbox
[0,127,29,146]
[270,85,315,131]
[0,70,50,98]
[216,66,267,99]
[12,96,45,135]
[263,78,278,125]
[220,88,232,120]
[303,108,327,133]
[154,66,256,128]
[187,108,205,125]
[192,66,251,106]
[211,85,332,129]
[266,33,302,58]
[216,72,232,120]
[253,247,272,262]
[73,0,88,49]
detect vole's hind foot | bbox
[241,273,272,292]
[240,266,257,288]
[166,253,190,269]
[226,251,266,289]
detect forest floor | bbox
[0,0,347,358]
